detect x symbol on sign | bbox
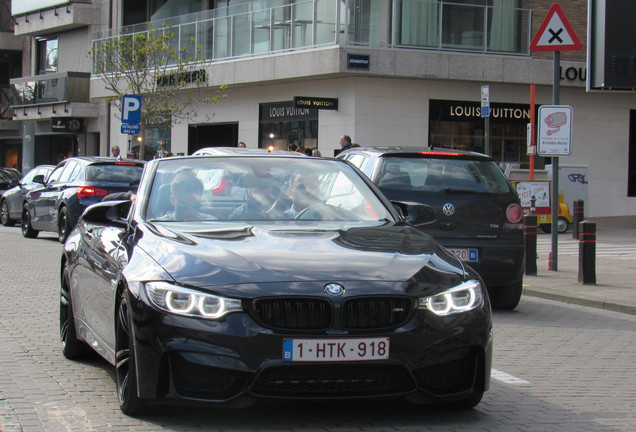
[549,28,563,43]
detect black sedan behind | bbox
[22,157,144,242]
[1,165,54,226]
[61,152,492,415]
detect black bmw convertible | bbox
[60,150,492,415]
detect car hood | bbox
[134,221,467,296]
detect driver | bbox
[284,171,321,218]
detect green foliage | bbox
[90,23,228,157]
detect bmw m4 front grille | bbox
[251,296,412,331]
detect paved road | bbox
[1,225,635,431]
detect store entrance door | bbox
[188,123,239,154]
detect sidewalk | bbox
[522,225,636,315]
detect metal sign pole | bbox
[550,51,560,272]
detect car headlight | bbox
[145,282,243,319]
[418,280,484,316]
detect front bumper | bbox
[128,290,493,406]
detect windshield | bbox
[377,156,513,194]
[145,157,393,222]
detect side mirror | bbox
[9,179,19,188]
[391,201,436,226]
[81,200,131,228]
[32,175,45,184]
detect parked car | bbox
[22,157,144,242]
[60,152,492,415]
[0,167,23,195]
[1,165,55,226]
[338,146,525,310]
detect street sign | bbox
[121,123,140,135]
[537,105,573,156]
[121,95,142,124]
[480,85,490,117]
[529,3,582,52]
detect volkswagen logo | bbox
[442,203,455,216]
[324,283,344,296]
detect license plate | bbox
[448,248,479,262]
[283,337,390,362]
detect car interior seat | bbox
[378,165,412,190]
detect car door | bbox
[31,162,66,229]
[73,217,128,354]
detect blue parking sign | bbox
[122,95,142,124]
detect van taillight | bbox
[505,203,523,224]
[78,186,109,198]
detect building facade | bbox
[7,0,636,220]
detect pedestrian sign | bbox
[529,3,582,52]
[537,105,573,157]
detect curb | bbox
[523,287,636,316]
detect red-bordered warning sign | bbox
[529,3,582,52]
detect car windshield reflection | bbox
[145,157,392,223]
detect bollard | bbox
[578,220,596,285]
[572,199,584,239]
[524,214,537,275]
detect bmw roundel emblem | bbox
[442,203,455,216]
[324,283,344,296]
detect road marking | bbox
[491,369,530,385]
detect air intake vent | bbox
[252,298,332,330]
[342,297,412,330]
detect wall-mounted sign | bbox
[156,69,206,87]
[260,101,318,122]
[293,96,339,110]
[430,99,532,124]
[347,54,370,70]
[51,117,83,132]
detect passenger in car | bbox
[158,171,209,221]
[284,171,321,218]
[229,176,278,220]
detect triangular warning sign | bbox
[529,3,582,52]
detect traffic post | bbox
[529,2,582,272]
[524,214,537,276]
[578,221,596,285]
[572,199,585,239]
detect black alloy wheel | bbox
[0,199,14,226]
[60,264,88,359]
[58,206,71,243]
[115,292,147,416]
[21,204,38,238]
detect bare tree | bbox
[91,24,227,159]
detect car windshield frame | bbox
[141,156,395,224]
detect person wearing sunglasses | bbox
[164,171,207,221]
[284,171,321,218]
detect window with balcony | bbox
[36,37,58,75]
[395,0,527,54]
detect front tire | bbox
[0,199,14,226]
[58,206,71,243]
[489,281,522,310]
[60,264,88,359]
[21,204,39,238]
[116,292,147,416]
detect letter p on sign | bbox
[122,95,142,124]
